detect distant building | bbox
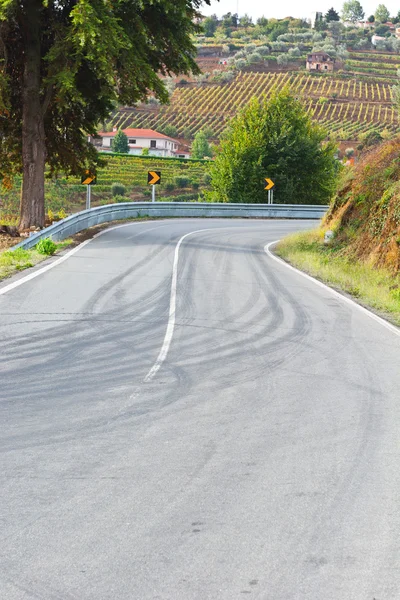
[309,11,323,28]
[371,34,386,46]
[306,52,335,72]
[356,20,375,29]
[90,128,182,157]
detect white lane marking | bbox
[265,240,400,339]
[143,228,214,383]
[0,221,167,297]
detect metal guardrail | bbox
[13,202,328,250]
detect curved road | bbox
[1,219,399,599]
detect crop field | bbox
[72,155,209,190]
[109,72,400,142]
[346,51,400,77]
[0,155,211,220]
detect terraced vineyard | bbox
[77,155,209,191]
[109,72,400,142]
[0,155,211,221]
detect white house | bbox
[371,34,386,46]
[91,128,181,157]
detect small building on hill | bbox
[91,128,181,157]
[371,34,386,46]
[306,52,335,72]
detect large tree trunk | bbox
[19,0,46,231]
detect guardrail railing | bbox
[13,201,328,250]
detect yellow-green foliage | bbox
[0,248,37,279]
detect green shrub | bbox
[114,195,131,203]
[192,182,200,190]
[175,176,191,188]
[36,238,57,255]
[165,183,176,191]
[111,182,126,197]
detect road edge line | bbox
[0,221,159,297]
[265,240,400,339]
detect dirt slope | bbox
[325,137,400,273]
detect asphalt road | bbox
[1,219,400,600]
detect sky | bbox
[201,0,399,21]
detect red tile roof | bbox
[98,128,178,142]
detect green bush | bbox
[114,195,131,203]
[36,238,57,255]
[111,182,126,197]
[192,181,200,190]
[165,183,176,191]
[175,176,191,188]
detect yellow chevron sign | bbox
[81,170,96,185]
[148,171,161,185]
[264,178,275,190]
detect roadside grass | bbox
[276,229,400,326]
[0,214,159,283]
[0,238,73,282]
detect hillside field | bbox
[110,70,400,144]
[0,155,211,223]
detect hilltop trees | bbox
[374,4,390,23]
[0,0,210,229]
[325,7,340,21]
[208,88,338,205]
[341,0,365,23]
[203,15,218,37]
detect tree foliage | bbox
[202,15,218,37]
[0,0,210,228]
[113,130,129,154]
[325,7,340,21]
[374,4,390,23]
[208,88,338,205]
[161,124,179,139]
[191,131,213,159]
[341,0,365,22]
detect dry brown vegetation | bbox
[326,137,400,274]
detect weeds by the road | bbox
[276,229,400,326]
[0,214,157,283]
[0,238,73,282]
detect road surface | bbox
[1,219,400,599]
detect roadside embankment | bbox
[276,137,400,325]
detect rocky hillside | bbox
[326,137,400,273]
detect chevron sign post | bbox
[81,170,97,209]
[264,178,275,204]
[148,171,161,202]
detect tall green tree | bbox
[325,7,340,21]
[202,15,218,37]
[208,88,338,205]
[341,0,365,22]
[0,0,210,229]
[113,130,129,154]
[191,130,213,159]
[374,3,390,22]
